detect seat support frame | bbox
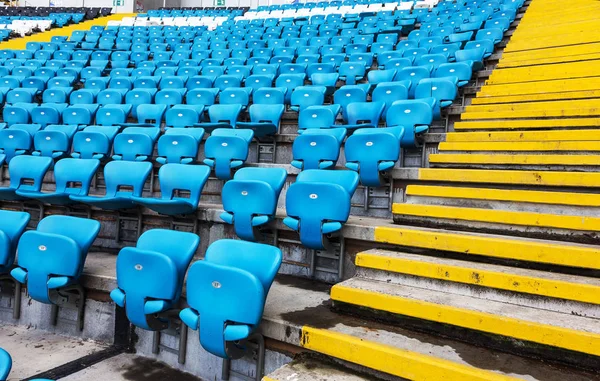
[222,332,265,381]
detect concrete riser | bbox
[356,267,600,319]
[0,289,115,344]
[332,300,600,373]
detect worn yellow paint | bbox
[472,90,600,105]
[478,77,600,97]
[299,326,519,381]
[438,141,600,152]
[501,42,600,62]
[262,377,277,381]
[466,98,600,113]
[405,184,600,207]
[0,14,136,50]
[354,251,600,305]
[393,203,600,232]
[454,118,600,130]
[445,130,600,142]
[429,153,600,166]
[499,53,600,69]
[486,61,600,85]
[461,108,600,119]
[418,167,600,188]
[330,286,600,357]
[374,226,600,269]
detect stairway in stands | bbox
[267,0,600,379]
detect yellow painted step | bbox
[374,225,600,269]
[355,249,600,305]
[392,203,600,232]
[478,77,600,97]
[461,108,600,119]
[429,153,600,166]
[498,53,600,69]
[417,167,600,187]
[445,129,600,142]
[299,326,519,381]
[454,118,600,130]
[472,90,600,105]
[466,98,600,113]
[500,42,600,64]
[438,141,600,152]
[509,25,600,47]
[331,280,600,357]
[406,184,600,207]
[487,61,600,85]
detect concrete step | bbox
[405,184,600,208]
[465,98,600,114]
[392,202,600,243]
[444,129,600,142]
[373,224,600,271]
[354,249,600,316]
[454,118,600,131]
[476,76,600,98]
[411,167,600,188]
[472,90,600,105]
[438,141,600,152]
[263,277,598,381]
[330,277,600,369]
[429,153,600,171]
[263,355,372,381]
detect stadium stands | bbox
[3,0,600,380]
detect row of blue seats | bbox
[0,211,280,361]
[0,94,420,183]
[1,155,358,249]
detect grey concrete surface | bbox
[0,324,107,380]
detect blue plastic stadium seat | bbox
[69,161,152,210]
[284,170,359,250]
[253,88,286,105]
[345,126,405,187]
[10,215,100,304]
[180,239,282,358]
[111,131,155,162]
[31,104,68,127]
[435,62,472,87]
[132,164,210,215]
[71,127,118,160]
[0,128,32,166]
[16,157,99,205]
[372,81,410,120]
[334,86,367,122]
[236,104,285,138]
[415,78,458,120]
[165,107,202,129]
[0,155,52,201]
[455,47,486,71]
[196,104,243,133]
[62,104,100,125]
[203,128,254,180]
[156,128,205,165]
[367,69,396,85]
[344,101,385,131]
[386,100,433,147]
[0,210,30,273]
[220,168,287,241]
[290,86,326,112]
[291,128,346,170]
[110,229,200,330]
[298,105,340,132]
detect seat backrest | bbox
[0,210,30,269]
[298,106,336,130]
[37,215,101,254]
[103,160,153,198]
[157,163,210,204]
[386,100,434,128]
[6,155,52,193]
[52,158,100,197]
